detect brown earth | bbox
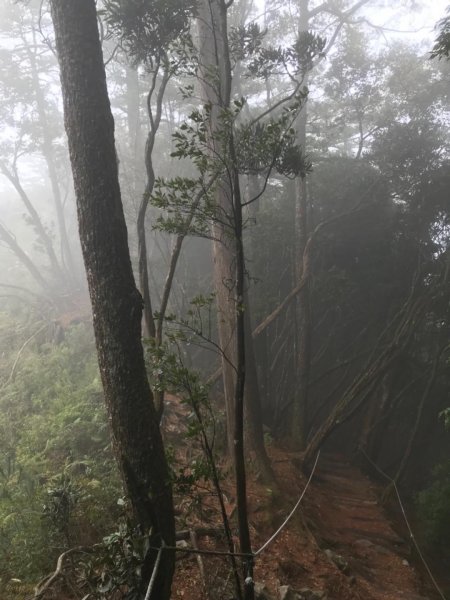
[11,396,443,600]
[168,420,440,600]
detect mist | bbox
[0,1,449,599]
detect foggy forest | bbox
[0,0,449,599]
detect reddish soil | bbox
[163,396,438,599]
[10,397,440,600]
[170,447,437,599]
[307,453,433,600]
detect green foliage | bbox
[0,323,121,587]
[63,323,226,599]
[431,7,450,60]
[42,473,80,542]
[416,461,450,548]
[236,27,326,80]
[146,327,214,417]
[152,91,310,238]
[235,96,311,177]
[229,23,265,62]
[151,104,225,236]
[169,102,237,174]
[78,523,151,600]
[0,332,222,598]
[152,175,214,237]
[440,408,450,430]
[292,31,326,75]
[145,319,223,480]
[103,0,197,66]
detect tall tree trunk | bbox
[291,0,311,450]
[244,289,276,483]
[197,0,236,456]
[197,1,271,478]
[292,173,311,450]
[197,3,255,596]
[50,2,175,598]
[232,158,254,600]
[244,175,275,479]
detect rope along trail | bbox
[359,447,447,600]
[150,451,320,556]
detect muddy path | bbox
[165,400,442,600]
[308,453,440,600]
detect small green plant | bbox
[0,323,121,586]
[440,407,450,430]
[78,523,150,600]
[42,473,80,546]
[416,460,450,549]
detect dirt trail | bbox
[309,453,434,600]
[166,400,439,599]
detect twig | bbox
[190,529,208,597]
[2,323,49,388]
[176,527,223,541]
[32,546,93,599]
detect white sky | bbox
[0,0,448,202]
[361,1,448,47]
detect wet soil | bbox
[171,443,440,600]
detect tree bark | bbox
[197,0,269,483]
[244,290,276,484]
[49,2,175,597]
[291,0,311,451]
[197,3,254,596]
[197,0,236,456]
[292,174,311,450]
[231,138,254,600]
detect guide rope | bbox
[253,450,320,556]
[359,446,447,600]
[144,541,164,600]
[147,451,321,561]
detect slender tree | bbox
[196,3,254,597]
